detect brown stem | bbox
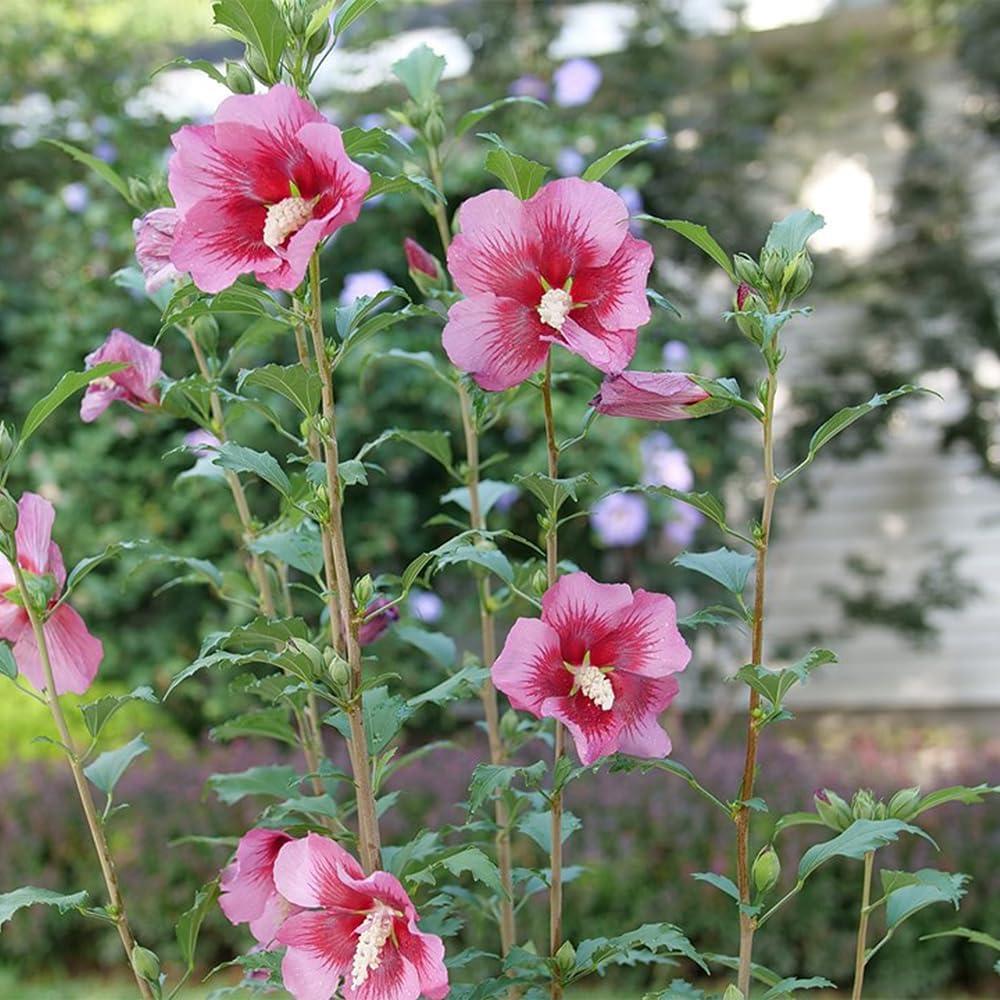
[541,355,563,1000]
[307,253,381,873]
[736,369,778,996]
[184,330,276,618]
[458,382,517,955]
[12,564,153,1000]
[851,851,875,1000]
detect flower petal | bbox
[541,692,623,766]
[272,832,366,910]
[84,330,162,408]
[218,828,293,926]
[571,233,653,332]
[447,188,541,302]
[279,927,347,1000]
[214,83,324,144]
[347,948,421,1000]
[492,617,567,717]
[14,493,56,576]
[396,922,449,1000]
[168,124,228,214]
[0,593,26,644]
[540,572,634,666]
[594,590,691,679]
[611,671,680,759]
[15,603,102,696]
[526,178,630,278]
[590,371,710,421]
[443,294,549,391]
[555,315,636,375]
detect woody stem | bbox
[307,252,381,873]
[11,563,153,1000]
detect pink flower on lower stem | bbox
[80,330,162,423]
[219,828,301,946]
[273,833,449,1000]
[168,84,370,293]
[357,596,399,646]
[492,571,690,766]
[590,370,709,422]
[0,493,103,695]
[133,208,184,294]
[443,178,653,390]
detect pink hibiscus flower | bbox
[168,84,370,293]
[443,178,653,390]
[273,833,449,1000]
[590,370,709,422]
[80,330,162,423]
[133,208,184,294]
[0,493,103,695]
[491,571,690,766]
[219,828,301,946]
[357,596,400,646]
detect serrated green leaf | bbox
[80,686,157,740]
[674,547,756,594]
[152,56,228,87]
[582,138,658,182]
[83,734,149,797]
[63,540,149,599]
[762,977,835,1000]
[45,139,134,205]
[392,44,446,103]
[466,760,547,815]
[249,522,324,576]
[19,364,128,446]
[479,133,548,200]
[623,485,733,537]
[212,0,287,80]
[885,870,969,931]
[440,480,516,518]
[693,872,740,901]
[395,624,457,669]
[516,809,581,853]
[456,96,546,137]
[773,811,829,836]
[434,542,513,584]
[736,649,837,706]
[798,819,936,883]
[637,216,735,279]
[764,210,825,256]
[238,364,322,416]
[326,686,413,755]
[920,926,1000,951]
[907,783,1000,820]
[408,663,488,708]
[213,441,290,496]
[207,764,298,805]
[211,708,300,746]
[514,471,591,515]
[441,847,505,896]
[0,887,89,930]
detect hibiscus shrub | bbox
[1,4,998,1000]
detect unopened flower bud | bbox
[424,110,447,147]
[126,177,154,211]
[325,648,351,690]
[887,786,922,821]
[0,490,18,535]
[752,845,781,896]
[306,18,332,55]
[531,568,548,596]
[553,940,576,974]
[353,574,375,609]
[723,986,745,1000]
[851,788,878,821]
[0,422,16,464]
[225,60,255,95]
[358,596,399,646]
[287,2,309,35]
[784,250,814,300]
[733,254,763,288]
[815,788,852,830]
[500,709,520,743]
[288,637,324,673]
[245,46,276,85]
[131,945,160,984]
[760,248,786,292]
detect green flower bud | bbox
[887,786,922,820]
[814,788,852,831]
[531,568,548,596]
[353,574,375,609]
[288,637,324,673]
[131,945,161,984]
[424,110,447,147]
[752,845,781,896]
[760,248,787,292]
[723,986,745,1000]
[553,940,576,974]
[784,251,814,300]
[851,788,878,821]
[245,46,276,85]
[0,422,15,464]
[287,2,309,35]
[324,648,351,690]
[306,18,332,55]
[499,709,520,744]
[733,253,763,288]
[0,490,18,535]
[225,60,256,95]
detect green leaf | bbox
[480,134,548,200]
[333,0,379,35]
[19,364,128,446]
[623,486,738,539]
[440,847,505,896]
[0,887,89,930]
[211,708,300,746]
[176,880,220,972]
[687,374,763,420]
[392,44,446,103]
[64,540,149,598]
[466,760,547,815]
[906,783,1000,820]
[80,686,157,740]
[920,926,1000,951]
[212,0,287,80]
[582,138,658,182]
[207,764,298,805]
[517,809,581,853]
[456,96,546,137]
[356,428,453,472]
[798,819,935,883]
[576,924,708,978]
[213,441,290,497]
[366,171,442,202]
[736,649,837,706]
[408,663,488,708]
[678,605,746,630]
[884,870,969,931]
[44,139,134,205]
[440,481,515,519]
[674,547,756,594]
[395,624,457,669]
[238,364,322,416]
[83,734,149,797]
[693,872,740,901]
[637,217,735,279]
[764,210,825,256]
[152,56,228,87]
[514,471,592,515]
[249,522,324,576]
[326,686,413,755]
[608,754,729,813]
[785,385,933,479]
[0,643,17,680]
[434,543,513,585]
[762,977,835,1000]
[773,811,829,836]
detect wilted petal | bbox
[133,208,183,294]
[81,330,162,421]
[590,371,710,421]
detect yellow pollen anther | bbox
[576,663,615,711]
[262,196,316,250]
[538,287,574,330]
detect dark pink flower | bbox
[80,330,162,423]
[492,571,690,766]
[590,371,709,422]
[273,833,449,1000]
[168,84,370,293]
[0,493,103,696]
[443,178,653,390]
[358,596,399,646]
[403,237,439,279]
[133,208,184,293]
[219,828,301,945]
[736,281,753,310]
